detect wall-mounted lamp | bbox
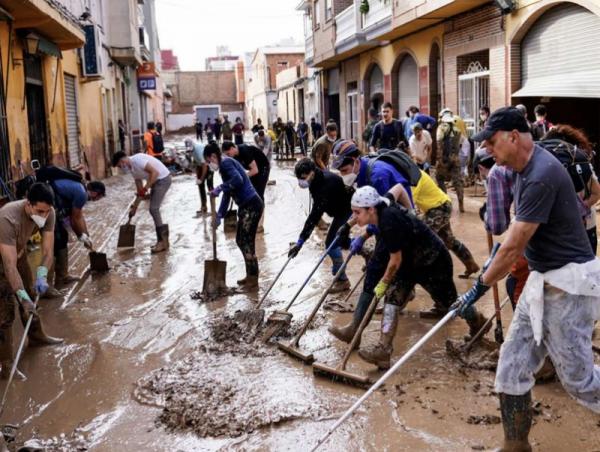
[12,32,40,67]
[494,0,517,14]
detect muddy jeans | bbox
[424,202,474,265]
[150,175,172,228]
[236,196,264,277]
[326,214,351,281]
[495,285,600,412]
[435,158,463,204]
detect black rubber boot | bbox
[358,304,400,369]
[328,291,372,348]
[151,225,169,254]
[497,392,533,452]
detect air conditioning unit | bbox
[82,24,103,78]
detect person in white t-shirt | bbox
[408,122,432,172]
[112,151,172,253]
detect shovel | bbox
[261,236,341,343]
[278,251,356,364]
[88,248,109,272]
[202,196,227,295]
[117,196,142,248]
[312,292,381,387]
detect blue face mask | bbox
[298,179,310,189]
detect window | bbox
[314,0,321,29]
[277,61,289,71]
[325,0,332,21]
[347,82,358,140]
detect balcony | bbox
[362,0,392,30]
[305,34,314,63]
[335,6,356,47]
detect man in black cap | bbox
[455,107,600,451]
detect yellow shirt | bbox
[412,170,450,213]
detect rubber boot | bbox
[453,241,480,278]
[0,328,26,381]
[151,225,169,254]
[328,279,351,294]
[463,307,491,342]
[328,291,372,348]
[497,392,533,452]
[41,264,61,299]
[27,316,64,347]
[420,304,448,319]
[55,248,79,288]
[358,304,400,369]
[239,257,259,290]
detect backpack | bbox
[366,148,422,187]
[152,131,164,152]
[36,165,83,185]
[537,139,594,198]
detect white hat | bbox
[351,186,388,208]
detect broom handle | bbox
[338,291,381,371]
[341,270,364,305]
[311,310,456,451]
[291,251,355,347]
[487,233,503,339]
[210,196,217,260]
[284,235,340,311]
[256,256,293,309]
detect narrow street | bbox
[3,150,598,451]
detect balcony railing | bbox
[362,0,392,29]
[305,34,314,62]
[335,6,356,46]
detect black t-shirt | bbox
[378,199,446,268]
[236,144,270,175]
[369,120,404,150]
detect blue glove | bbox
[288,239,304,258]
[453,275,490,317]
[366,224,379,236]
[350,235,366,254]
[210,185,223,197]
[34,266,49,295]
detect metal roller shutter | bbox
[64,74,81,168]
[398,55,419,114]
[513,3,600,98]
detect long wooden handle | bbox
[210,195,217,260]
[338,294,381,371]
[128,196,143,224]
[486,233,502,322]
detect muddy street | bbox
[2,152,600,451]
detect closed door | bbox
[64,74,81,168]
[397,55,419,114]
[26,84,49,166]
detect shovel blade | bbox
[202,259,227,295]
[89,252,109,272]
[117,224,136,248]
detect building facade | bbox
[300,0,600,148]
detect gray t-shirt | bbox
[514,145,594,272]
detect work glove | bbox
[79,233,93,250]
[350,235,366,254]
[366,224,379,236]
[137,187,147,198]
[288,239,304,258]
[336,222,351,238]
[212,215,222,229]
[34,266,49,295]
[453,275,490,317]
[16,289,36,317]
[374,280,389,299]
[210,185,223,198]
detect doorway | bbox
[25,55,49,166]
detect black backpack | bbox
[152,132,165,153]
[537,139,594,198]
[36,165,83,185]
[366,149,422,187]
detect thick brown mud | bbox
[1,137,599,451]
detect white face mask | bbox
[326,135,336,143]
[121,166,131,174]
[31,214,47,229]
[342,172,357,187]
[298,179,310,189]
[209,162,219,172]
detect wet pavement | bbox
[3,143,600,451]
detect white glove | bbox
[79,233,93,250]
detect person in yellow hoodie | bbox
[413,169,479,279]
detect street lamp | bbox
[494,0,517,14]
[23,32,40,55]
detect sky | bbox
[155,0,305,71]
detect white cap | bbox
[351,186,388,208]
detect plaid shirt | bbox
[486,165,514,235]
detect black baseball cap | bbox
[472,106,531,142]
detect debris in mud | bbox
[323,299,354,312]
[466,414,501,425]
[14,427,89,451]
[445,338,498,371]
[135,355,332,438]
[190,287,241,303]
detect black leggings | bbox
[250,167,270,201]
[198,171,215,207]
[54,215,69,254]
[236,196,264,276]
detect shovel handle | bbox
[210,195,217,260]
[487,233,503,343]
[256,256,293,309]
[290,252,355,347]
[338,292,382,371]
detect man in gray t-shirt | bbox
[453,107,600,451]
[514,145,594,272]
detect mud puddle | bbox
[11,426,89,451]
